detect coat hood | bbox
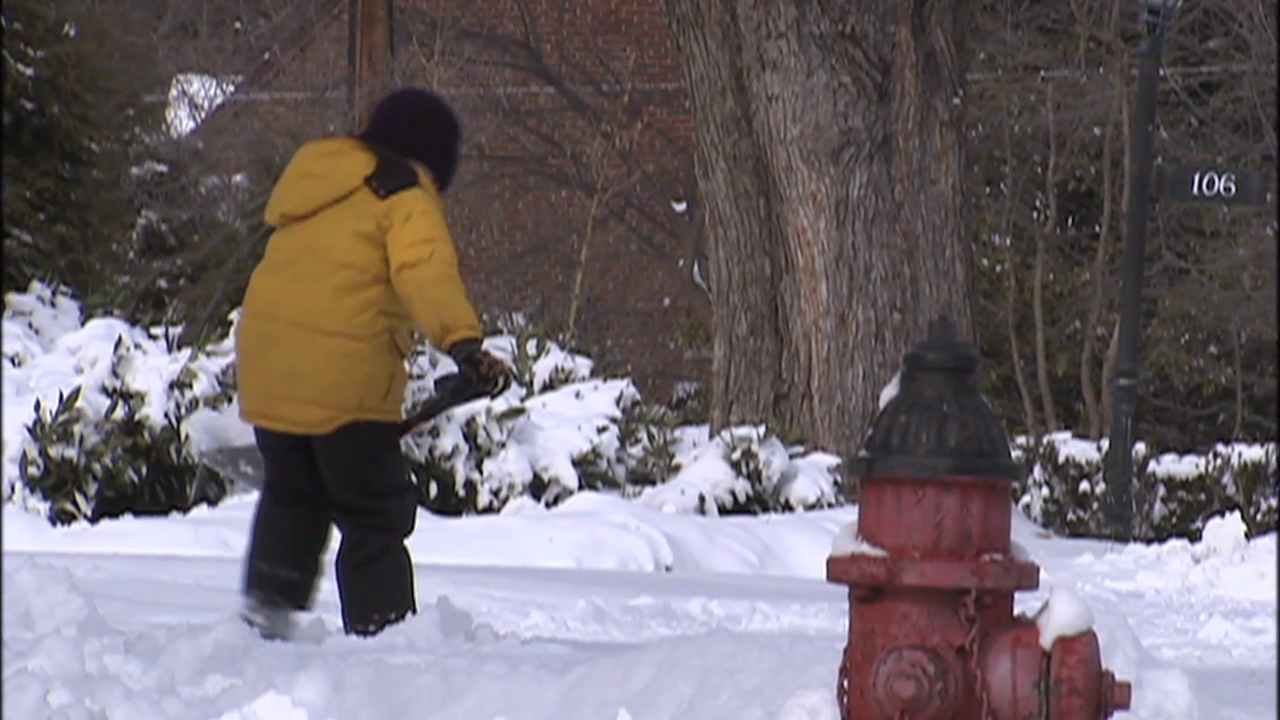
[263,137,378,228]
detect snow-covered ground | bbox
[3,494,1275,720]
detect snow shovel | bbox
[199,372,500,491]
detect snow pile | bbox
[1191,509,1251,562]
[1074,511,1276,603]
[1062,509,1276,702]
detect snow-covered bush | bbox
[1014,432,1278,541]
[617,400,679,490]
[393,330,845,516]
[5,284,235,524]
[4,286,841,525]
[401,333,684,514]
[635,426,844,516]
[668,380,708,425]
[12,284,1270,536]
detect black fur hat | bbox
[358,88,461,193]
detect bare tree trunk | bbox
[1080,4,1124,440]
[663,0,784,436]
[1005,253,1038,439]
[999,101,1038,438]
[665,0,974,455]
[1033,85,1060,433]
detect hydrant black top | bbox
[904,317,979,374]
[852,317,1022,482]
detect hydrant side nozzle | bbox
[1046,631,1132,720]
[1103,672,1133,713]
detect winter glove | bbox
[447,339,512,398]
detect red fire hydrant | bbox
[827,318,1132,720]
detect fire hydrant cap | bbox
[904,317,980,373]
[853,316,1023,482]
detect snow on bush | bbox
[4,283,235,523]
[4,283,1273,536]
[1013,432,1278,541]
[400,334,657,513]
[635,426,843,515]
[400,332,842,516]
[3,288,843,523]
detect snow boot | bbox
[240,595,298,641]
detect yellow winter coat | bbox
[235,137,483,435]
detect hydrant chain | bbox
[837,645,850,719]
[960,589,994,720]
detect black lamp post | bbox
[1103,0,1182,541]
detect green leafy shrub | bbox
[18,336,231,524]
[618,397,679,491]
[1013,433,1278,541]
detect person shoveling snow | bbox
[233,87,512,641]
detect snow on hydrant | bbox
[826,317,1132,720]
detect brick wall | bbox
[195,0,709,402]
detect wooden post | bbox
[348,0,394,132]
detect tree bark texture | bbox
[666,0,975,457]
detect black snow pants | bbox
[242,421,418,637]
